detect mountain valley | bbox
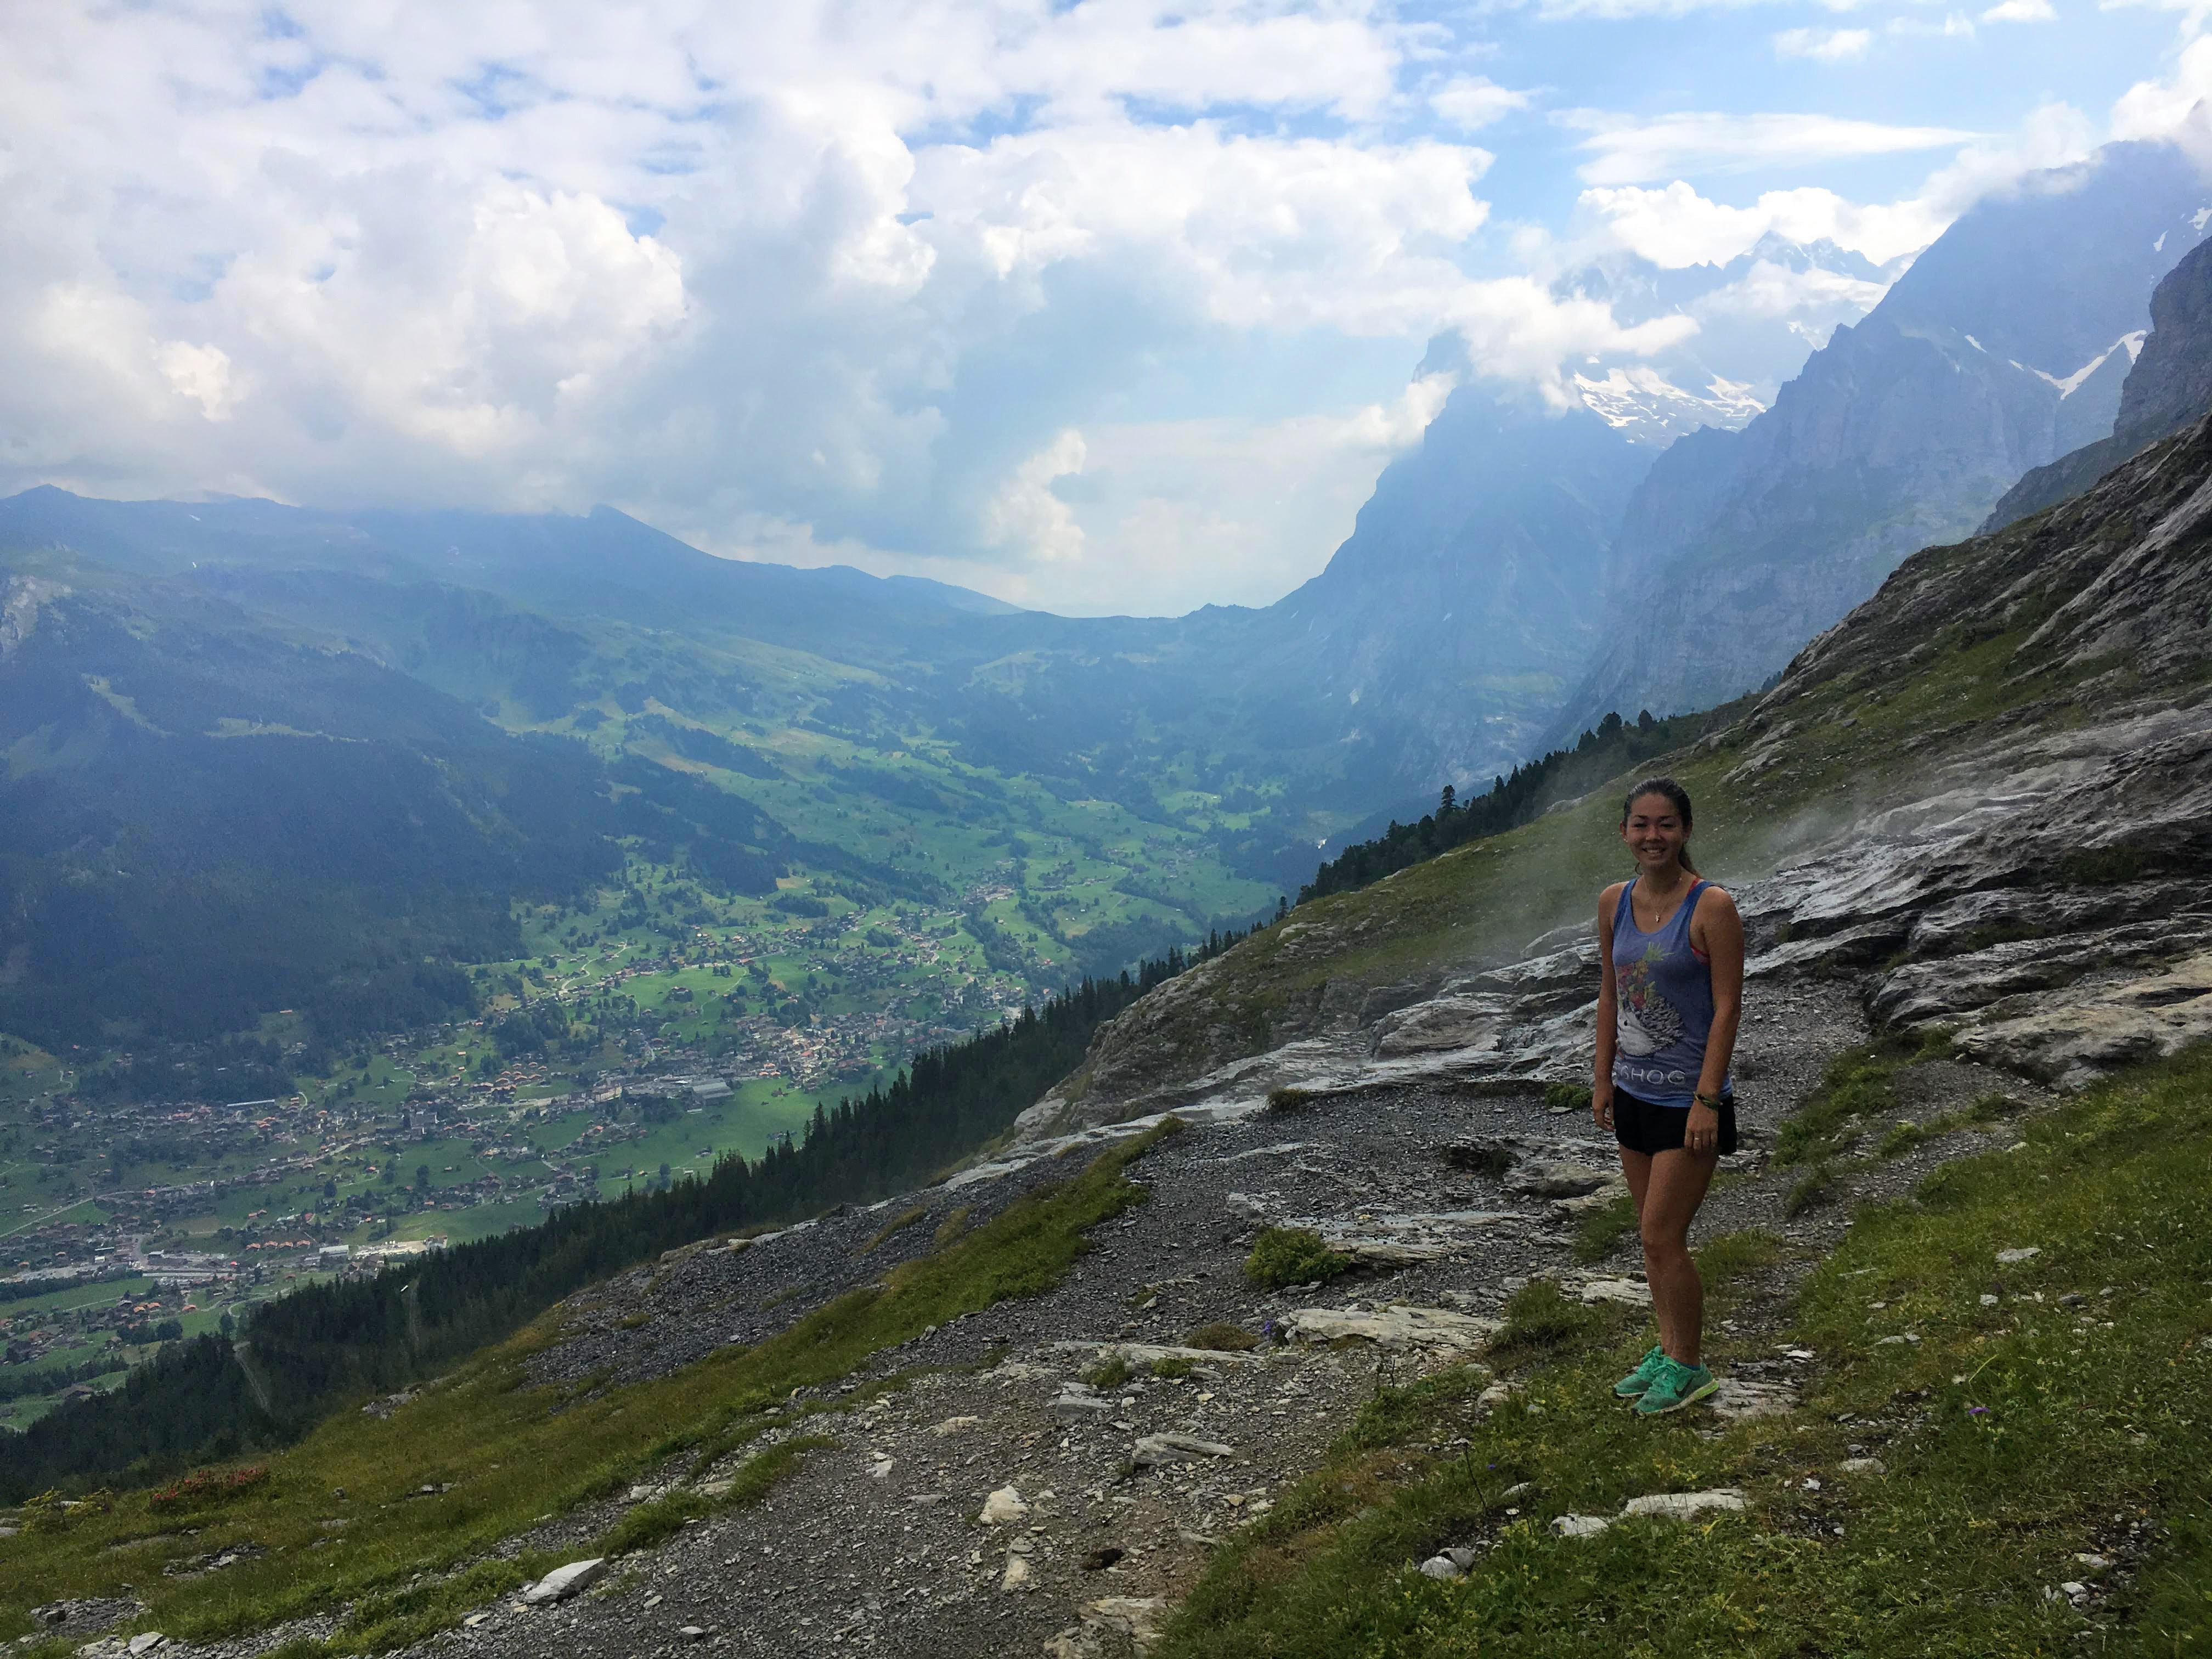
[5,119,2212,1659]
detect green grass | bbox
[1773,1044,1906,1165]
[1246,1226,1354,1290]
[855,1203,928,1257]
[1486,1280,1615,1366]
[1154,1047,2212,1657]
[1784,1160,1839,1217]
[0,1120,1184,1651]
[1571,1195,1638,1265]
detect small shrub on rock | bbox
[148,1465,269,1512]
[1543,1082,1594,1115]
[1084,1356,1136,1390]
[1183,1322,1260,1352]
[1488,1280,1603,1362]
[1266,1086,1318,1112]
[1245,1226,1352,1290]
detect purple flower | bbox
[1967,1406,1989,1416]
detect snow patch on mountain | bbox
[2038,331,2149,397]
[1571,367,1765,444]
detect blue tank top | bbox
[1610,878,1729,1109]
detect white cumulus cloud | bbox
[1774,26,1874,58]
[1430,76,1537,130]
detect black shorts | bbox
[1613,1088,1736,1158]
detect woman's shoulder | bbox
[1599,878,1629,908]
[1690,882,1742,921]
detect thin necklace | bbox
[1636,868,1694,928]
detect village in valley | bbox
[0,869,1107,1430]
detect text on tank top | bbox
[1611,877,1729,1110]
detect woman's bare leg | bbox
[1639,1147,1718,1365]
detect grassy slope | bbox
[0,1121,1183,1654]
[1160,1047,2212,1657]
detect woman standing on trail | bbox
[1594,777,1745,1415]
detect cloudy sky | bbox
[1,1,2203,614]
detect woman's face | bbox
[1622,793,1689,871]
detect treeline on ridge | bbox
[0,927,1254,1499]
[1299,706,1726,904]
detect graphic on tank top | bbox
[1613,940,1686,1058]
[1610,877,1729,1108]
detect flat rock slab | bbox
[1284,1304,1501,1350]
[1132,1432,1235,1466]
[1556,1488,1748,1538]
[1505,1160,1617,1199]
[1575,1278,1652,1307]
[1622,1488,1748,1521]
[1708,1379,1797,1423]
[1047,1340,1263,1367]
[520,1558,605,1606]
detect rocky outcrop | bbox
[1020,373,2212,1138]
[1987,233,2212,529]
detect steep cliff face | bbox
[1560,139,2212,730]
[1986,232,2212,528]
[1253,386,1653,788]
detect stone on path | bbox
[1001,1554,1034,1592]
[1506,1160,1616,1199]
[980,1486,1030,1525]
[1575,1278,1651,1307]
[1996,1246,2041,1264]
[1053,1386,1118,1423]
[1085,1596,1170,1645]
[1555,1489,1748,1537]
[1839,1457,1886,1476]
[1708,1379,1795,1423]
[1621,1488,1747,1521]
[1132,1432,1235,1467]
[1419,1554,1464,1581]
[1282,1304,1500,1351]
[521,1558,606,1605]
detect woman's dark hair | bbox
[1621,776,1698,875]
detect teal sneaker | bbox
[1634,1358,1720,1416]
[1613,1345,1668,1400]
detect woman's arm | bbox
[1593,883,1622,1131]
[1693,887,1746,1102]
